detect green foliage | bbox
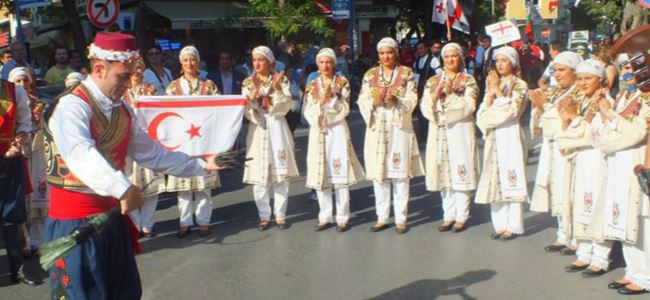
[572,0,624,32]
[247,0,334,38]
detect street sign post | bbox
[87,0,120,29]
[332,0,352,20]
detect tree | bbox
[246,0,334,40]
[571,0,626,34]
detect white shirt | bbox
[220,70,233,95]
[10,85,32,134]
[143,67,172,95]
[49,77,206,199]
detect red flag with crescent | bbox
[134,95,246,156]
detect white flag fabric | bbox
[431,0,447,24]
[134,95,246,157]
[448,0,470,34]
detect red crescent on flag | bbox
[148,112,183,151]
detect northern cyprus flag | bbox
[134,95,246,157]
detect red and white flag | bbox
[431,0,447,24]
[431,0,470,34]
[134,95,246,157]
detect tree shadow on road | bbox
[367,269,497,300]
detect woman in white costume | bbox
[357,37,424,234]
[242,46,299,231]
[304,48,365,232]
[475,46,529,240]
[421,43,479,233]
[528,51,582,253]
[165,46,221,237]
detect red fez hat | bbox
[88,32,139,62]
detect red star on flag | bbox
[186,124,201,139]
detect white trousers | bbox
[555,216,576,246]
[177,190,212,227]
[129,195,158,231]
[441,189,471,222]
[576,239,613,271]
[316,187,350,224]
[253,180,289,221]
[373,179,410,224]
[623,216,650,291]
[490,202,524,234]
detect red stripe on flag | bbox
[135,99,248,108]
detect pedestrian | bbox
[166,45,221,238]
[421,42,480,233]
[413,40,436,142]
[242,46,299,230]
[43,32,224,298]
[537,40,566,91]
[143,44,173,95]
[304,48,365,232]
[590,46,620,99]
[123,58,166,238]
[475,46,529,240]
[357,37,424,234]
[556,59,612,277]
[592,56,650,295]
[44,47,75,87]
[528,51,583,254]
[208,50,244,95]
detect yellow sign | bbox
[539,0,559,19]
[505,0,527,20]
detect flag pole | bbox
[445,1,452,41]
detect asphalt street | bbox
[0,109,638,299]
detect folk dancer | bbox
[166,46,221,238]
[528,51,583,253]
[357,37,424,234]
[475,46,529,240]
[421,43,480,233]
[592,55,650,296]
[304,48,365,232]
[124,58,167,238]
[242,46,299,230]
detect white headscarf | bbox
[316,48,336,62]
[551,51,583,70]
[179,46,200,62]
[376,37,398,53]
[441,43,464,59]
[7,67,31,83]
[494,46,520,69]
[252,46,275,64]
[576,59,606,78]
[65,72,85,87]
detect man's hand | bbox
[205,154,227,171]
[119,185,143,214]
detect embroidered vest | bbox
[44,83,132,188]
[173,78,207,96]
[0,81,17,154]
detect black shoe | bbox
[176,228,191,238]
[370,223,388,232]
[336,224,350,232]
[560,247,577,255]
[618,286,649,295]
[142,231,156,238]
[276,222,288,230]
[452,222,467,233]
[395,225,409,235]
[608,281,630,289]
[198,228,212,237]
[564,264,589,273]
[544,244,566,253]
[257,221,270,231]
[582,268,607,278]
[10,269,42,286]
[438,222,455,232]
[490,232,503,239]
[500,233,519,241]
[314,223,332,232]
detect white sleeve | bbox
[14,85,32,134]
[48,95,132,198]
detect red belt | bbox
[49,186,141,254]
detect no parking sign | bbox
[87,0,120,29]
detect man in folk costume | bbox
[304,48,365,232]
[556,59,613,277]
[124,58,166,238]
[242,46,298,231]
[357,37,424,234]
[475,46,529,240]
[44,32,223,299]
[421,43,480,233]
[528,51,583,254]
[0,68,41,286]
[165,46,221,238]
[592,55,650,296]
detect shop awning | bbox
[146,1,262,30]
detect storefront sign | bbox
[332,0,352,20]
[355,5,398,19]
